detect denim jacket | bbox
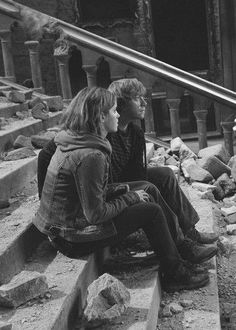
[33,130,139,243]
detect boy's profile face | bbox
[127,95,147,120]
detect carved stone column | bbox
[24,41,43,91]
[56,54,72,101]
[193,110,208,150]
[82,65,97,88]
[221,121,234,156]
[0,29,15,81]
[166,99,181,138]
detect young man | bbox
[37,79,217,269]
[107,78,218,246]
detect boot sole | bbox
[163,276,210,293]
[191,248,217,264]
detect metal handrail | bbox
[1,0,236,109]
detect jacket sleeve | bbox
[74,151,140,225]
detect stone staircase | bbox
[0,92,222,329]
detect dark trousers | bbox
[147,166,199,234]
[50,181,182,275]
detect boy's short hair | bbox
[108,78,146,113]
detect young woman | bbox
[33,87,209,292]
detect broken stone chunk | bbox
[170,137,184,153]
[169,302,183,314]
[198,144,230,164]
[0,271,48,308]
[182,158,213,183]
[221,205,236,217]
[13,135,33,149]
[197,156,231,179]
[180,299,193,308]
[214,173,236,197]
[4,147,36,161]
[192,182,216,192]
[83,273,130,326]
[31,103,49,120]
[179,143,197,162]
[226,224,236,235]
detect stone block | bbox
[4,147,37,161]
[13,135,33,149]
[170,137,184,152]
[214,173,236,197]
[226,224,236,235]
[198,144,230,164]
[28,96,43,109]
[2,90,33,103]
[31,103,49,120]
[182,159,213,183]
[179,143,197,162]
[192,182,216,192]
[221,206,236,216]
[0,322,12,330]
[84,273,130,325]
[169,302,183,314]
[225,213,236,224]
[0,271,48,308]
[31,131,57,149]
[197,155,231,179]
[43,95,63,112]
[149,155,165,166]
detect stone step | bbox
[0,196,107,329]
[0,102,28,118]
[0,151,39,200]
[0,111,62,152]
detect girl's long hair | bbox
[60,87,116,135]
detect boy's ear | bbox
[100,112,106,122]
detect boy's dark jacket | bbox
[33,130,139,242]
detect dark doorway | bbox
[69,46,87,97]
[151,0,209,71]
[96,57,111,88]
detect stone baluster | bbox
[0,29,15,81]
[191,94,211,150]
[193,110,208,150]
[55,54,72,101]
[82,65,97,88]
[24,41,43,91]
[166,83,182,138]
[221,121,234,156]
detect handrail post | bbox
[166,98,181,138]
[82,65,97,88]
[24,40,43,92]
[0,29,15,82]
[55,53,72,101]
[221,121,234,156]
[193,110,208,150]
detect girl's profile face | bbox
[103,102,119,133]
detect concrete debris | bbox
[0,271,48,308]
[221,205,236,216]
[31,103,49,120]
[226,224,236,235]
[4,147,36,161]
[180,299,193,308]
[170,137,184,152]
[197,155,231,179]
[169,302,183,314]
[13,135,34,149]
[198,144,230,164]
[192,182,216,192]
[181,158,213,182]
[83,273,130,326]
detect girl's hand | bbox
[135,190,150,202]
